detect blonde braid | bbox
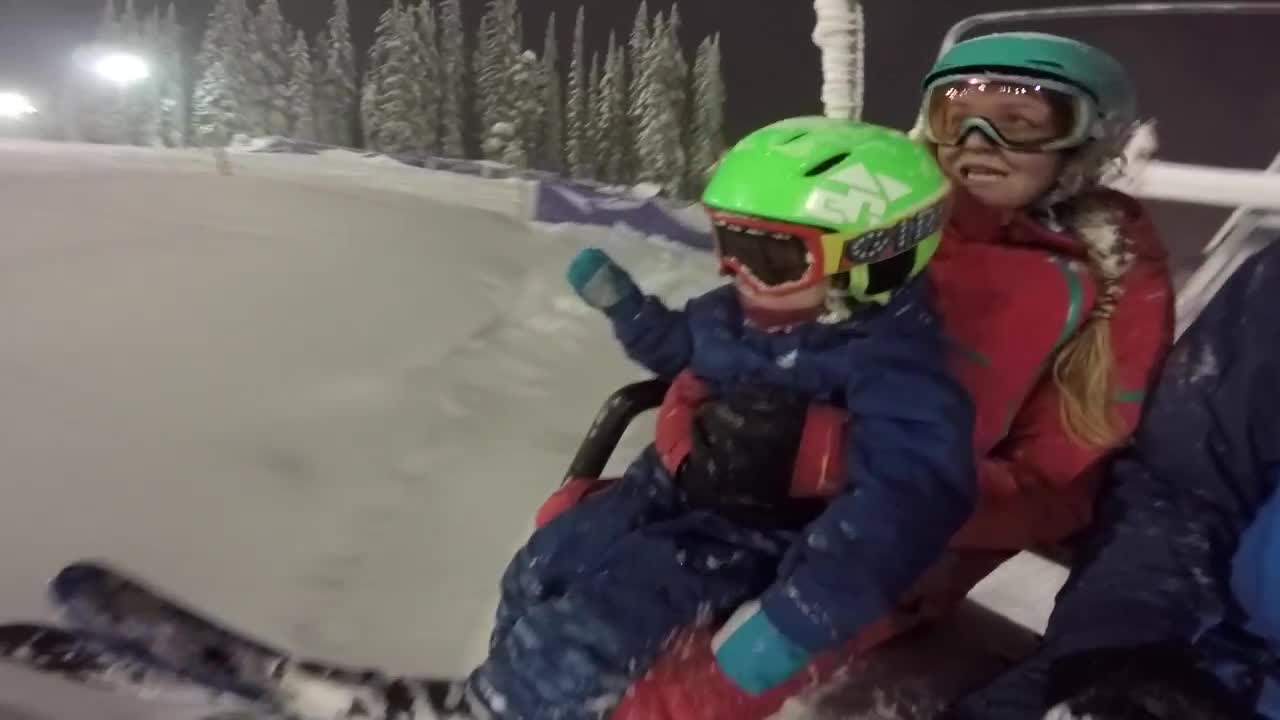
[1052,199,1138,447]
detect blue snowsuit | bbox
[465,280,976,719]
[952,236,1280,719]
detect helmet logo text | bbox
[804,163,912,227]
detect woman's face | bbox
[933,88,1067,210]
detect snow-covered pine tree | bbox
[593,34,626,184]
[609,36,630,183]
[539,11,563,172]
[623,0,651,183]
[379,5,425,154]
[410,0,441,156]
[310,29,330,142]
[688,34,725,194]
[636,10,687,197]
[476,0,520,160]
[192,0,251,145]
[565,6,589,178]
[126,5,163,146]
[585,53,602,178]
[97,0,120,43]
[500,50,544,168]
[666,3,691,196]
[438,0,466,157]
[77,0,125,143]
[251,0,292,136]
[156,3,187,147]
[360,5,397,151]
[322,0,357,146]
[285,30,316,140]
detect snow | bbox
[0,139,715,718]
[0,139,1062,719]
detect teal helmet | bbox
[920,32,1140,201]
[925,32,1137,132]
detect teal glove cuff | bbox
[712,600,813,696]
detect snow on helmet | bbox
[919,32,1140,201]
[702,117,950,305]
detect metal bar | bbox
[939,2,1280,56]
[1202,151,1280,255]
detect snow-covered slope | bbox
[0,139,717,718]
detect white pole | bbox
[812,0,865,120]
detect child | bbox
[455,119,977,719]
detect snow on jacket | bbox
[598,278,976,653]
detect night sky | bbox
[3,0,1278,165]
[2,0,1278,263]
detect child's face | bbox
[933,90,1067,209]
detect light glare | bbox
[93,52,151,87]
[0,91,38,119]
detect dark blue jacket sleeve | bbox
[759,290,978,652]
[1039,239,1280,659]
[602,292,694,379]
[953,237,1280,720]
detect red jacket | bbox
[604,189,1173,720]
[936,188,1172,549]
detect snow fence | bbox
[239,137,716,252]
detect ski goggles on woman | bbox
[922,74,1097,152]
[707,205,947,296]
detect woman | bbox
[605,32,1174,719]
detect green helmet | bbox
[702,117,950,304]
[925,32,1137,134]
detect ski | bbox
[46,560,468,718]
[0,621,247,706]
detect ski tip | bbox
[50,560,112,602]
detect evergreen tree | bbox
[381,6,423,154]
[251,0,292,135]
[286,30,316,140]
[476,0,519,157]
[156,3,187,147]
[192,0,253,145]
[410,0,442,155]
[592,34,626,184]
[565,7,589,178]
[126,6,162,146]
[585,53,602,178]
[500,50,544,168]
[322,0,357,146]
[624,0,651,183]
[360,5,397,150]
[636,10,688,196]
[539,11,563,172]
[310,29,330,141]
[688,34,725,194]
[438,0,466,157]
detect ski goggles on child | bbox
[922,74,1097,152]
[707,204,947,297]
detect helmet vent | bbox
[1029,59,1065,69]
[804,153,849,177]
[783,132,808,144]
